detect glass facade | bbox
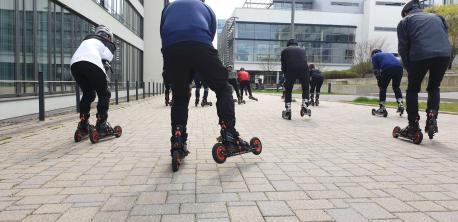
[0,0,143,98]
[234,22,356,64]
[93,0,143,38]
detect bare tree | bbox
[258,54,279,86]
[353,38,388,77]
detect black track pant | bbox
[195,79,209,101]
[239,80,252,100]
[310,75,324,100]
[377,66,403,103]
[71,61,111,116]
[284,72,309,104]
[228,79,241,99]
[406,57,450,124]
[163,42,235,133]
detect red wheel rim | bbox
[115,127,122,136]
[254,140,262,153]
[92,132,99,142]
[414,133,422,144]
[216,146,225,161]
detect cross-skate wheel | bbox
[74,130,83,142]
[428,128,435,140]
[371,109,376,116]
[250,137,262,155]
[114,126,122,138]
[89,130,100,144]
[383,111,388,118]
[212,143,227,164]
[413,131,423,145]
[172,150,180,172]
[392,126,401,138]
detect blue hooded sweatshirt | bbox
[160,0,216,50]
[372,52,402,71]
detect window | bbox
[376,1,405,6]
[374,27,397,32]
[331,2,359,6]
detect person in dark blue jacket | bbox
[161,0,249,168]
[309,64,324,106]
[397,0,452,139]
[371,49,404,116]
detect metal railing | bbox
[0,72,164,121]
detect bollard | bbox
[153,82,156,96]
[115,79,119,105]
[148,82,151,97]
[38,72,45,121]
[142,82,145,99]
[75,82,80,113]
[328,82,332,94]
[127,80,130,102]
[135,81,139,101]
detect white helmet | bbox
[95,25,114,42]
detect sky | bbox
[205,0,246,19]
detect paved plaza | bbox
[1,94,458,222]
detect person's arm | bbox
[281,50,285,72]
[397,20,410,68]
[160,6,168,41]
[204,4,217,41]
[439,15,449,33]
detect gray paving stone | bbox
[102,196,137,211]
[265,216,300,222]
[373,198,416,212]
[181,203,227,214]
[22,214,61,222]
[287,199,335,210]
[350,202,395,219]
[395,212,436,222]
[33,203,72,214]
[137,192,167,204]
[56,207,99,222]
[294,209,334,222]
[257,201,294,216]
[162,214,195,222]
[93,211,129,222]
[228,206,264,222]
[0,210,32,221]
[326,208,368,222]
[131,204,180,215]
[427,211,458,222]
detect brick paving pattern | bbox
[1,94,458,221]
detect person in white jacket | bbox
[71,25,116,138]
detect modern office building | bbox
[0,0,165,98]
[218,0,454,78]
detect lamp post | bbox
[291,0,296,39]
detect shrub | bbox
[322,69,360,79]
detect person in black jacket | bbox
[309,64,324,106]
[280,39,310,120]
[397,0,452,138]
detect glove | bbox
[102,60,112,73]
[374,70,381,78]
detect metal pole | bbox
[115,79,119,105]
[142,82,145,99]
[75,82,80,112]
[152,82,155,96]
[148,82,151,97]
[127,81,130,102]
[291,0,295,39]
[328,82,332,94]
[38,72,45,121]
[135,81,139,100]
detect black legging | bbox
[406,57,450,124]
[163,42,236,132]
[228,78,241,99]
[377,66,403,103]
[284,72,309,104]
[239,80,252,100]
[71,61,111,117]
[310,75,324,100]
[195,78,209,101]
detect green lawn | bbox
[352,97,458,113]
[255,89,333,95]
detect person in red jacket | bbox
[237,68,258,101]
